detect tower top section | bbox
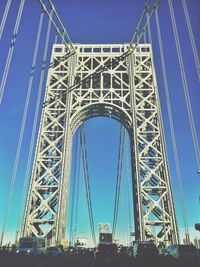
[53,43,151,55]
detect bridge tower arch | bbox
[22,44,179,246]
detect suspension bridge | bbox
[0,0,199,266]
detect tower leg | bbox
[127,45,179,245]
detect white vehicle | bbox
[16,237,46,255]
[75,238,89,251]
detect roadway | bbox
[0,252,200,267]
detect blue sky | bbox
[0,0,199,245]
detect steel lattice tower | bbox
[22,44,179,246]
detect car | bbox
[118,246,128,257]
[66,246,76,255]
[45,246,62,256]
[131,241,159,258]
[75,247,87,255]
[15,237,46,255]
[165,244,198,259]
[94,243,119,263]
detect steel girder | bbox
[23,44,179,246]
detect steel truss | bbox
[23,44,179,246]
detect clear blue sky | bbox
[0,0,199,245]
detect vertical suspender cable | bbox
[155,9,190,244]
[21,9,53,236]
[69,134,78,246]
[80,124,96,247]
[168,0,200,172]
[182,0,200,82]
[80,124,96,246]
[112,125,125,238]
[121,170,126,245]
[14,11,44,244]
[124,132,132,241]
[72,130,81,246]
[123,132,131,246]
[0,0,26,103]
[0,0,12,40]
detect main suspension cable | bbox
[129,0,150,45]
[168,0,200,172]
[128,0,160,52]
[39,0,76,53]
[0,0,26,104]
[181,0,200,82]
[155,8,189,244]
[47,0,75,52]
[80,124,96,247]
[146,11,152,45]
[112,125,125,239]
[0,0,12,40]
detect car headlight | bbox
[16,250,19,253]
[27,250,31,253]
